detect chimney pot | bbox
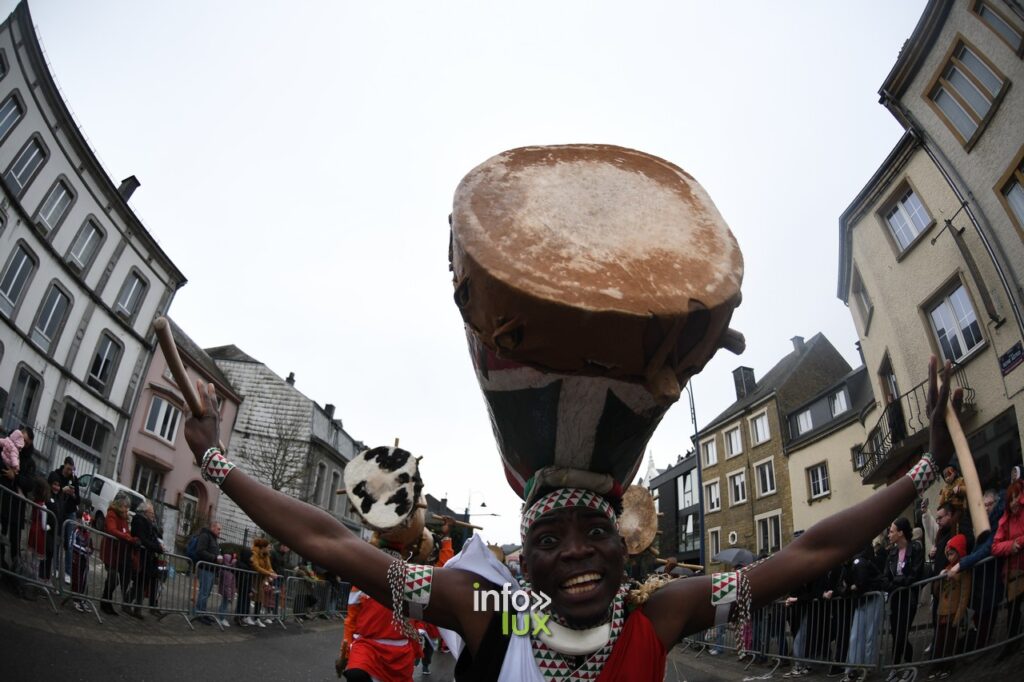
[325,403,335,419]
[791,336,806,352]
[286,372,295,386]
[117,175,141,202]
[732,366,756,399]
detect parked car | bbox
[76,473,146,529]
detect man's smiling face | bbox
[522,507,626,627]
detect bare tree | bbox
[238,397,311,498]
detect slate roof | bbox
[205,344,262,364]
[166,318,240,400]
[785,365,875,451]
[700,333,851,434]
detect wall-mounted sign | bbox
[999,341,1024,376]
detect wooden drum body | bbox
[451,145,744,498]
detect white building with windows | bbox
[205,345,365,545]
[0,2,185,477]
[838,0,1024,495]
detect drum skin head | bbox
[619,485,658,555]
[343,446,423,532]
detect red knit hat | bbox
[947,534,968,559]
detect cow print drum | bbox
[343,446,424,532]
[451,145,745,499]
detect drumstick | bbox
[655,558,703,571]
[153,317,205,416]
[430,513,483,530]
[942,379,990,541]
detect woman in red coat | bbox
[99,493,137,615]
[992,480,1024,660]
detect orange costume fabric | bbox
[344,589,416,682]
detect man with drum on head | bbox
[180,145,965,681]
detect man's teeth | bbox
[562,573,601,592]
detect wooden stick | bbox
[335,488,347,495]
[153,317,204,416]
[656,559,704,571]
[394,437,400,447]
[944,392,990,540]
[430,513,483,530]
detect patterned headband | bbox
[521,487,617,542]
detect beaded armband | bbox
[905,453,937,497]
[200,447,236,486]
[385,559,431,636]
[711,570,754,634]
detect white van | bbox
[76,473,146,529]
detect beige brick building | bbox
[700,334,853,572]
[838,1,1024,498]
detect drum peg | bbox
[335,488,347,495]
[720,328,746,355]
[657,512,665,517]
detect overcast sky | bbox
[16,0,926,544]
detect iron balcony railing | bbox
[858,364,975,482]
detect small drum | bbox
[618,485,658,555]
[451,145,744,498]
[343,446,425,548]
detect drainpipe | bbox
[879,90,1024,338]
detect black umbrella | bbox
[712,548,755,566]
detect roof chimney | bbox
[325,403,335,419]
[791,336,806,353]
[732,366,756,399]
[285,372,295,386]
[117,176,141,202]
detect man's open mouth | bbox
[560,572,603,596]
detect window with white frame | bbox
[87,332,121,396]
[929,41,1006,144]
[728,470,747,505]
[0,93,22,142]
[885,188,931,250]
[973,2,1022,56]
[67,219,103,272]
[0,244,35,317]
[36,180,73,235]
[1001,155,1024,231]
[3,137,46,196]
[852,445,867,471]
[133,461,164,501]
[705,480,721,512]
[829,390,848,417]
[851,267,873,329]
[750,412,770,444]
[796,409,813,435]
[808,462,830,499]
[312,462,327,506]
[708,528,721,559]
[755,459,776,496]
[31,284,70,352]
[756,512,782,555]
[115,271,147,319]
[145,395,181,444]
[929,284,983,362]
[724,426,742,457]
[60,401,109,454]
[676,470,695,509]
[328,471,341,512]
[701,438,717,467]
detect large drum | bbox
[451,145,744,498]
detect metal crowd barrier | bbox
[193,560,287,631]
[281,573,346,625]
[683,554,1024,678]
[0,483,60,613]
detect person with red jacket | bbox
[99,493,137,616]
[992,480,1024,661]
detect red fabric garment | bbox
[991,498,1024,577]
[27,502,46,554]
[596,609,667,682]
[345,593,415,682]
[100,510,134,567]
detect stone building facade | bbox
[0,2,185,478]
[700,334,853,572]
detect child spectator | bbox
[70,508,94,611]
[26,476,50,581]
[993,480,1024,661]
[218,552,237,627]
[927,534,971,680]
[938,467,966,515]
[0,427,27,475]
